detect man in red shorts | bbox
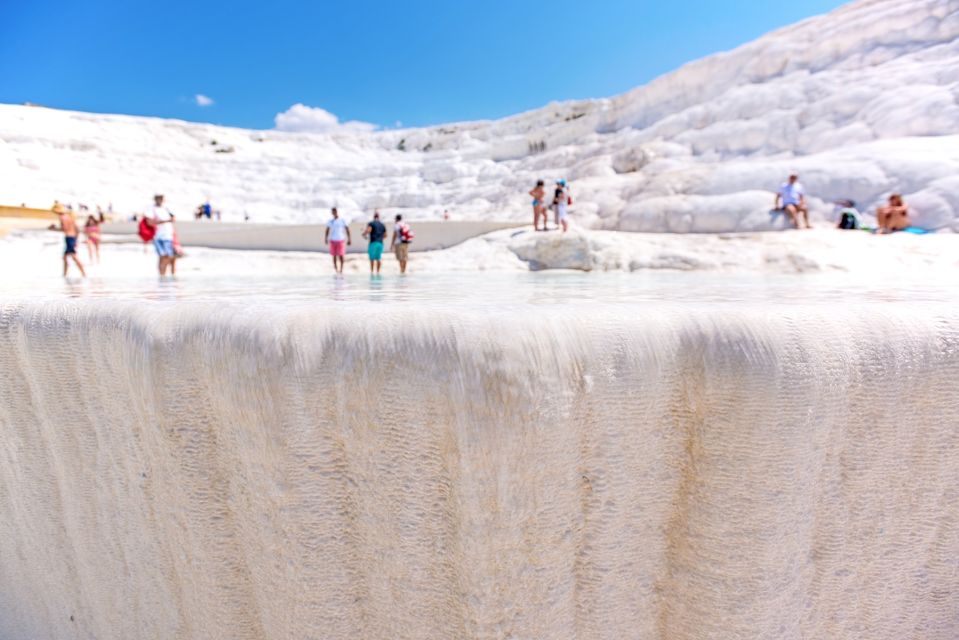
[324,207,351,274]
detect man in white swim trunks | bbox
[775,174,810,229]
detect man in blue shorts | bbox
[148,194,177,276]
[48,203,86,277]
[362,210,387,274]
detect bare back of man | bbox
[50,210,86,277]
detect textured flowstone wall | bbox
[0,302,957,639]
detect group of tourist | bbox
[46,201,107,274]
[47,204,106,276]
[51,195,420,278]
[775,174,916,233]
[46,176,923,279]
[325,208,414,275]
[529,179,571,232]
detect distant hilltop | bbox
[2,0,957,232]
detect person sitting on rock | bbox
[835,200,862,230]
[876,194,911,234]
[774,174,810,229]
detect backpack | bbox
[399,222,414,243]
[837,209,860,230]
[137,217,155,242]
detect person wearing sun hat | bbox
[48,202,86,277]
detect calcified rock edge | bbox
[1,301,958,639]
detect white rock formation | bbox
[0,0,957,231]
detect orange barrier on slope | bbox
[0,205,56,219]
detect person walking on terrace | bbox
[391,214,414,274]
[83,214,102,264]
[324,207,351,274]
[48,203,86,277]
[148,194,177,276]
[363,210,387,274]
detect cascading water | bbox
[1,292,957,639]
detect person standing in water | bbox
[48,204,86,277]
[83,215,101,264]
[324,207,351,274]
[391,214,413,274]
[553,179,570,233]
[148,194,177,276]
[362,210,387,274]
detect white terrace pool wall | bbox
[1,300,957,639]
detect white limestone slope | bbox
[0,0,957,231]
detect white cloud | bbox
[274,103,376,134]
[195,94,214,107]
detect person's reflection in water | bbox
[145,277,187,303]
[366,272,385,302]
[63,275,116,299]
[62,279,86,298]
[329,273,349,302]
[390,270,413,303]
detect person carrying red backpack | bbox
[137,215,156,251]
[390,214,414,274]
[147,194,177,276]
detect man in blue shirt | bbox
[775,174,810,229]
[362,210,387,274]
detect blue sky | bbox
[1,0,845,130]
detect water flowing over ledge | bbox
[1,300,958,639]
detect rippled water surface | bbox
[2,271,958,309]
